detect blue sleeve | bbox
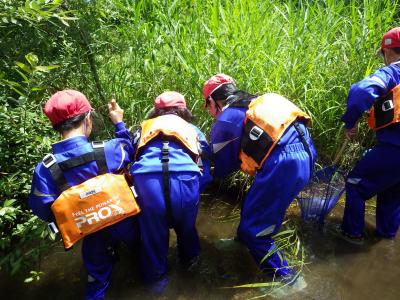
[113,122,140,157]
[28,164,58,222]
[104,138,135,172]
[114,122,131,140]
[210,111,243,178]
[341,68,395,129]
[192,125,213,191]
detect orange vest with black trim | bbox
[137,114,199,160]
[239,93,310,175]
[51,173,140,249]
[368,84,400,131]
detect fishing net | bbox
[296,166,345,224]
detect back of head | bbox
[381,27,400,50]
[203,73,256,105]
[203,73,236,102]
[148,91,193,122]
[381,27,400,55]
[154,91,186,109]
[44,89,92,132]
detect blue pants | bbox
[133,171,200,293]
[82,217,139,300]
[342,143,400,238]
[237,141,315,277]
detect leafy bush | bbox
[0,0,79,276]
[0,101,56,275]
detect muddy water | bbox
[1,193,399,300]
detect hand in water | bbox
[108,97,124,124]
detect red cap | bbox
[381,27,400,49]
[154,91,186,109]
[44,90,92,125]
[203,73,235,101]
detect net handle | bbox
[333,138,349,166]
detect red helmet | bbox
[203,74,235,103]
[154,91,186,109]
[381,27,400,50]
[44,90,92,125]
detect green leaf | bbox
[3,199,17,207]
[34,65,59,72]
[16,62,32,74]
[24,277,34,283]
[25,53,39,67]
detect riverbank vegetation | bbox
[0,0,398,287]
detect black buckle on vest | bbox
[161,141,169,162]
[92,141,105,149]
[47,222,59,234]
[43,153,57,168]
[382,99,394,111]
[249,126,263,141]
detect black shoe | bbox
[329,224,364,245]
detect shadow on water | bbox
[1,192,399,300]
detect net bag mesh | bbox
[296,166,345,224]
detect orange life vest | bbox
[136,114,200,161]
[368,84,400,130]
[43,142,140,249]
[237,93,310,175]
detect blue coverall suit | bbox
[210,102,316,278]
[28,122,137,300]
[117,121,212,293]
[341,61,400,238]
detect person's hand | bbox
[108,97,124,124]
[345,126,358,140]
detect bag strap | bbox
[92,141,108,175]
[42,141,108,192]
[42,154,70,192]
[161,141,174,228]
[58,152,96,170]
[293,121,314,178]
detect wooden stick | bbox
[333,138,349,165]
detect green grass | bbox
[89,0,399,163]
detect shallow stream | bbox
[1,192,399,300]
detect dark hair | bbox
[210,83,256,105]
[147,107,194,123]
[53,112,91,133]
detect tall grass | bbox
[91,0,398,162]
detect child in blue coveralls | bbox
[339,27,400,244]
[28,90,138,300]
[116,91,212,294]
[202,74,316,289]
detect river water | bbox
[1,192,399,299]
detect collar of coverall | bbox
[52,135,89,153]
